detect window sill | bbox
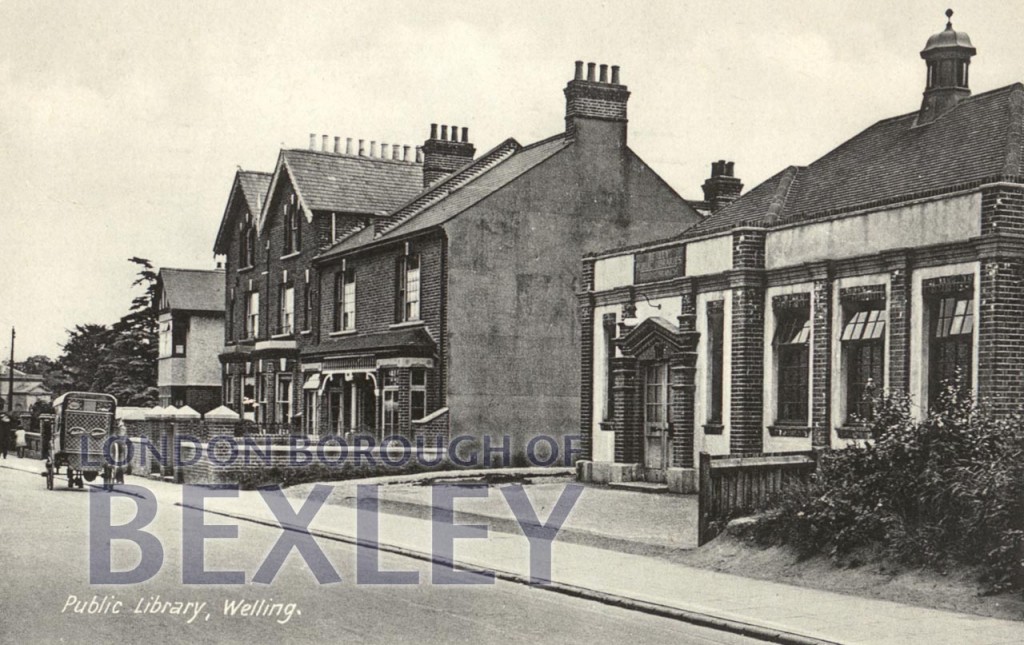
[280,251,301,260]
[238,266,254,274]
[598,421,617,432]
[329,329,358,337]
[767,424,811,438]
[271,333,293,340]
[300,330,312,336]
[703,423,724,435]
[836,425,873,440]
[390,320,425,329]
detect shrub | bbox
[752,384,1024,593]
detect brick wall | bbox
[811,279,832,448]
[610,358,641,463]
[579,260,596,461]
[884,252,912,396]
[730,229,766,455]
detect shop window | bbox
[774,308,810,424]
[842,306,886,423]
[411,368,426,420]
[929,295,973,406]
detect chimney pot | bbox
[725,161,735,177]
[599,64,608,83]
[430,123,438,139]
[416,146,423,163]
[461,126,469,142]
[393,145,401,161]
[333,136,340,153]
[440,125,448,140]
[586,62,596,81]
[358,139,366,156]
[611,65,620,84]
[574,60,584,80]
[346,138,353,155]
[309,133,316,150]
[382,143,389,158]
[321,135,328,151]
[450,125,458,141]
[403,145,410,162]
[370,141,377,157]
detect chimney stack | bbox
[333,136,340,153]
[564,60,630,144]
[321,135,328,152]
[309,133,316,150]
[346,138,353,155]
[421,121,476,187]
[701,160,743,213]
[358,139,366,156]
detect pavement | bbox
[4,458,1021,645]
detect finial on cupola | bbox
[945,8,954,28]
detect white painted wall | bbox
[766,194,981,270]
[685,235,732,276]
[593,254,634,291]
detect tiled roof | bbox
[213,170,271,254]
[689,83,1024,237]
[158,268,225,313]
[321,134,570,257]
[238,171,272,216]
[276,149,423,216]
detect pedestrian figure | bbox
[0,414,10,460]
[15,425,26,458]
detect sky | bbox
[2,0,1023,359]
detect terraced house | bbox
[214,62,706,457]
[578,15,1024,491]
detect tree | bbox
[105,257,159,406]
[49,258,160,406]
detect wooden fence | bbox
[697,450,818,546]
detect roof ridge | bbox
[160,267,224,273]
[238,169,273,176]
[282,147,423,167]
[373,137,521,237]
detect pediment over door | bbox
[618,317,686,362]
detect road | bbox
[0,463,757,645]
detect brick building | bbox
[154,268,225,413]
[578,15,1024,491]
[213,62,705,457]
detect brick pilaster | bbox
[669,299,699,468]
[811,278,832,448]
[884,252,912,397]
[730,228,766,455]
[579,259,596,461]
[610,357,641,464]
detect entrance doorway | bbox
[643,362,670,481]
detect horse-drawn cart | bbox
[45,392,123,490]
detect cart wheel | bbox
[46,464,54,491]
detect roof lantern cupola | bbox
[917,9,976,125]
